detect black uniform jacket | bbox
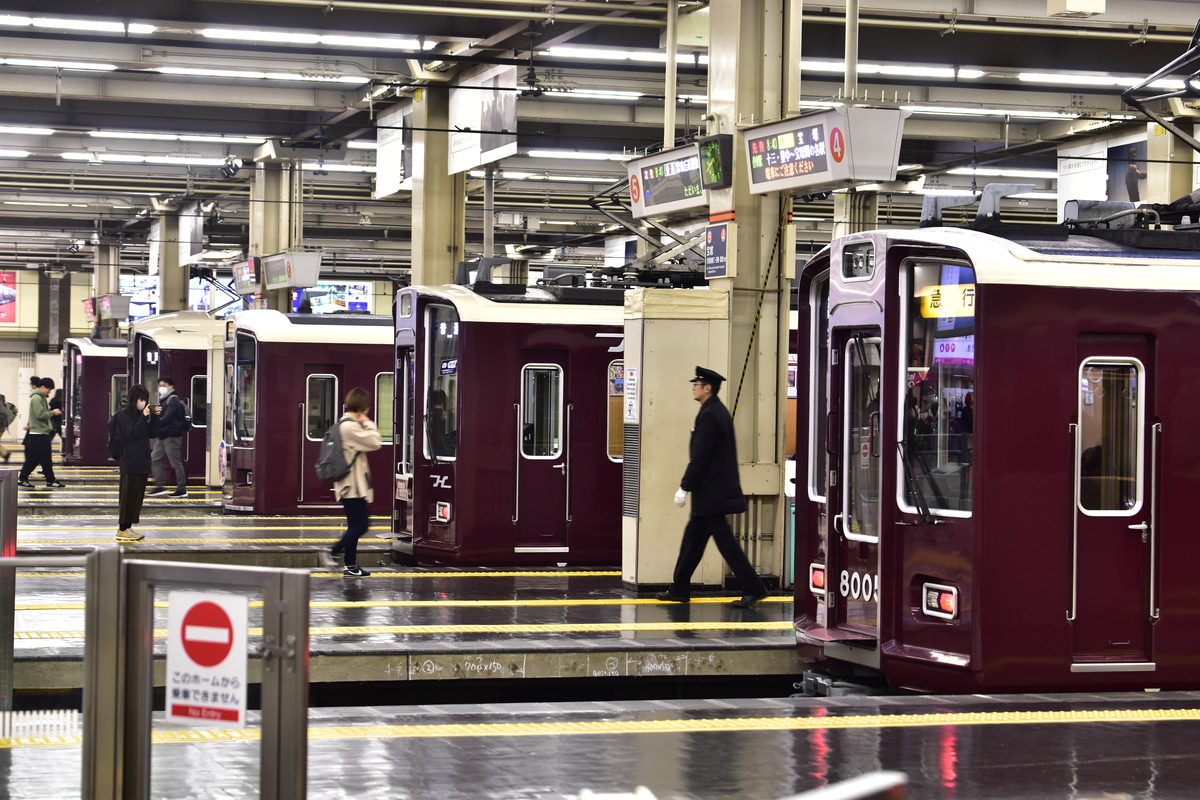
[115,406,160,475]
[680,395,747,517]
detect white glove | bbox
[674,488,687,508]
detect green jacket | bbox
[27,390,52,435]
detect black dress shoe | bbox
[731,592,769,608]
[654,590,690,603]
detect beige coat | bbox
[332,415,383,502]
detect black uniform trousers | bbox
[18,433,56,484]
[670,513,767,597]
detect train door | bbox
[829,330,882,642]
[514,353,570,552]
[299,367,343,507]
[1070,337,1155,670]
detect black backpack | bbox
[314,419,358,481]
[107,411,122,460]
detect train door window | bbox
[306,375,338,440]
[375,372,394,444]
[398,349,415,473]
[898,259,976,516]
[190,375,208,428]
[69,350,83,418]
[425,304,459,460]
[808,271,831,501]
[607,361,623,461]
[111,374,127,415]
[1077,359,1143,514]
[521,365,563,458]
[234,332,257,440]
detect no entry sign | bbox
[166,591,248,728]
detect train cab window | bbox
[842,242,875,280]
[425,305,459,460]
[521,365,562,458]
[190,375,208,428]
[808,271,830,501]
[899,259,976,516]
[306,375,338,440]
[398,349,415,473]
[234,332,257,439]
[1077,360,1143,514]
[607,361,623,461]
[139,339,161,389]
[375,372,394,444]
[111,375,127,415]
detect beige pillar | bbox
[250,157,304,311]
[92,242,121,339]
[409,87,466,286]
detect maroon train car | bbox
[61,337,127,466]
[223,309,394,516]
[795,221,1200,693]
[393,283,624,567]
[128,311,223,487]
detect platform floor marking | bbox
[6,706,1200,749]
[12,596,789,612]
[14,620,794,640]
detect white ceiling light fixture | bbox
[318,34,423,50]
[346,141,378,150]
[543,46,709,66]
[551,88,645,102]
[201,28,320,45]
[527,149,627,161]
[901,104,1082,120]
[127,23,157,35]
[947,167,1059,179]
[31,17,125,33]
[156,66,367,84]
[0,149,30,158]
[2,58,117,71]
[301,162,375,172]
[0,125,55,136]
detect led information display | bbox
[627,144,707,219]
[743,107,907,195]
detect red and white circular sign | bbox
[181,601,234,667]
[830,127,846,163]
[629,174,642,204]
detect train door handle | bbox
[1129,522,1149,542]
[553,464,566,474]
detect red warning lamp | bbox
[922,582,959,620]
[809,564,827,595]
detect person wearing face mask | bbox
[147,376,188,498]
[113,384,160,541]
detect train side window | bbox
[898,259,976,516]
[190,375,208,428]
[1077,360,1143,514]
[607,360,623,462]
[425,304,459,460]
[306,375,338,440]
[808,271,830,502]
[234,333,257,440]
[521,364,562,459]
[375,372,394,444]
[111,374,127,415]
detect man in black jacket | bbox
[656,366,769,608]
[147,377,188,498]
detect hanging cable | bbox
[731,205,788,419]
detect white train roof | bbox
[128,310,225,350]
[875,227,1200,291]
[405,284,623,325]
[230,309,393,344]
[63,337,128,358]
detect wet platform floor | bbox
[4,691,1200,798]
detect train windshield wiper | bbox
[423,411,440,466]
[897,440,936,525]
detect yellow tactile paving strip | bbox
[13,595,787,611]
[5,706,1200,749]
[15,620,794,640]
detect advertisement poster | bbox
[0,271,15,325]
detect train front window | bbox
[398,349,415,473]
[607,360,623,461]
[808,271,830,502]
[521,364,563,458]
[306,375,338,440]
[1077,360,1143,514]
[900,259,976,515]
[375,372,394,444]
[139,339,160,391]
[425,305,459,460]
[234,332,257,440]
[111,375,127,415]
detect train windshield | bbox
[138,338,160,390]
[901,259,975,515]
[234,332,257,440]
[191,375,207,427]
[425,305,458,459]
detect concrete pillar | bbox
[410,88,466,286]
[92,243,121,339]
[1146,123,1194,205]
[832,189,879,238]
[250,158,304,311]
[155,207,191,314]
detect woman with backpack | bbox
[111,384,160,542]
[318,387,382,578]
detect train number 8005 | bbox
[839,570,880,603]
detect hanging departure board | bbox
[627,144,706,219]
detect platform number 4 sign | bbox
[166,591,249,728]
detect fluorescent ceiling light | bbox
[540,220,575,225]
[179,134,267,144]
[947,167,1058,179]
[157,66,366,84]
[0,16,32,26]
[800,60,965,80]
[0,125,55,136]
[318,34,422,50]
[202,28,320,44]
[901,104,1080,120]
[143,156,229,167]
[527,149,627,161]
[0,149,30,158]
[32,17,125,33]
[90,130,177,141]
[3,58,117,71]
[544,46,708,66]
[4,200,83,207]
[346,141,377,149]
[543,175,618,183]
[301,162,375,172]
[127,23,157,35]
[550,88,644,101]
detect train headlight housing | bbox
[809,563,827,595]
[434,501,451,524]
[922,582,959,620]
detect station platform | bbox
[4,691,1199,798]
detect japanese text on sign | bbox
[747,124,829,186]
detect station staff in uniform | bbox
[657,366,769,608]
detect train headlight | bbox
[809,563,827,595]
[434,501,451,523]
[922,582,959,620]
